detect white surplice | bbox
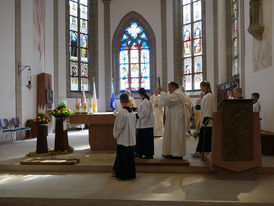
[183,93,192,132]
[150,94,164,136]
[113,108,136,146]
[159,88,186,157]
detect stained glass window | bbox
[119,22,150,92]
[232,0,239,76]
[69,0,89,91]
[182,0,204,91]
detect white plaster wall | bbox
[21,0,54,125]
[0,0,15,120]
[244,0,274,132]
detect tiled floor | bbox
[0,130,274,206]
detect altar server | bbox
[135,88,154,159]
[193,81,214,158]
[150,89,164,137]
[113,93,136,180]
[181,86,192,135]
[158,81,186,159]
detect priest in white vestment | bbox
[158,81,186,159]
[150,89,164,137]
[181,86,192,134]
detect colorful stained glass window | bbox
[141,49,149,63]
[131,64,139,77]
[184,58,192,74]
[184,75,192,91]
[81,78,89,91]
[131,78,139,91]
[119,22,150,91]
[194,56,202,73]
[232,0,239,76]
[80,19,87,34]
[69,0,89,91]
[71,62,78,76]
[80,34,88,48]
[81,63,88,77]
[120,50,129,64]
[71,77,79,91]
[182,0,204,91]
[141,63,150,77]
[194,38,202,55]
[193,21,202,38]
[120,64,128,78]
[120,77,129,92]
[184,41,191,57]
[141,77,150,90]
[81,48,88,62]
[183,25,191,41]
[130,49,138,63]
[70,16,78,31]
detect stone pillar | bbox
[161,0,168,90]
[218,0,227,84]
[104,0,111,111]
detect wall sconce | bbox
[18,64,32,89]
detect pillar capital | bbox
[103,0,111,4]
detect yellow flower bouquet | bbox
[51,104,73,118]
[33,105,50,124]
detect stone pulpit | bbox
[208,99,262,179]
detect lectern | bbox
[208,99,262,179]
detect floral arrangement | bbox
[50,97,73,118]
[33,105,50,124]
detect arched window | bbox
[67,0,98,98]
[182,0,204,92]
[69,0,89,92]
[119,22,150,92]
[232,0,239,76]
[112,11,156,95]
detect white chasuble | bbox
[159,89,186,157]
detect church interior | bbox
[1,0,274,205]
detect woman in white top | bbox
[135,88,154,159]
[193,81,214,157]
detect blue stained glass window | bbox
[119,22,150,92]
[121,34,128,41]
[140,33,148,40]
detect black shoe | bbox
[172,156,183,160]
[135,153,143,158]
[143,156,153,159]
[162,155,173,159]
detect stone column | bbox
[218,0,227,84]
[15,0,22,123]
[161,0,167,90]
[104,0,111,111]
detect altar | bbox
[69,112,116,151]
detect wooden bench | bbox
[261,130,274,155]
